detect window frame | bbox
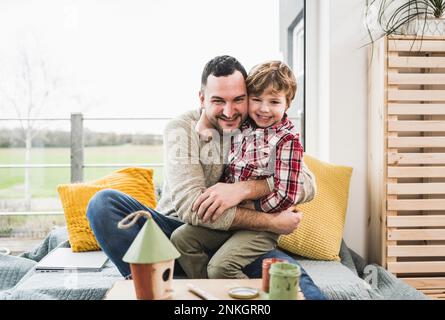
[286,1,306,149]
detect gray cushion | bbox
[295,259,381,300]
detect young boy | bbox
[170,61,314,279]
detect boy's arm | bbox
[193,179,271,222]
[240,162,316,211]
[255,138,303,213]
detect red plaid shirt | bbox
[223,114,303,213]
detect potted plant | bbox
[365,0,445,43]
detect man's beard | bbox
[211,114,243,133]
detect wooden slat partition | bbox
[388,40,445,52]
[388,245,445,257]
[387,261,445,274]
[388,73,445,85]
[388,89,445,102]
[402,277,445,289]
[387,182,445,194]
[388,104,445,115]
[387,152,445,164]
[388,167,445,177]
[370,36,445,298]
[387,215,445,227]
[418,290,445,299]
[388,56,445,68]
[388,199,445,211]
[388,120,445,132]
[388,137,445,148]
[388,229,445,240]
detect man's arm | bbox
[230,206,303,235]
[163,119,236,230]
[297,160,317,204]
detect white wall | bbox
[306,0,369,259]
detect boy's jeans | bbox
[86,189,326,300]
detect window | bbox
[0,0,282,253]
[293,20,305,78]
[280,0,305,147]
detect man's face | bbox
[199,71,248,133]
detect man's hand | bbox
[193,182,244,223]
[269,210,303,235]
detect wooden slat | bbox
[388,120,445,132]
[382,37,445,280]
[388,182,445,194]
[388,137,445,148]
[388,73,445,85]
[388,104,445,115]
[422,293,445,299]
[387,199,445,211]
[402,277,445,289]
[389,56,445,68]
[388,229,445,240]
[388,90,445,102]
[388,215,445,227]
[388,166,445,177]
[420,290,445,299]
[388,40,445,52]
[389,35,445,40]
[387,261,445,273]
[386,84,398,271]
[388,245,445,257]
[388,152,445,164]
[368,36,387,267]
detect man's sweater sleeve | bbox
[163,119,236,230]
[297,160,317,204]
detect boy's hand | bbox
[193,182,243,223]
[269,210,303,235]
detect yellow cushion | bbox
[57,167,157,252]
[278,154,353,261]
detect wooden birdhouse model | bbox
[119,210,180,300]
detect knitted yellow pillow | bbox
[57,167,157,252]
[278,154,353,261]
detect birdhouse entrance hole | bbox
[163,268,171,281]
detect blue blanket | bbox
[0,227,428,300]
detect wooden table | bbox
[105,278,304,300]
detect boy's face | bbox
[248,88,288,128]
[199,71,248,133]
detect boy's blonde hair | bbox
[246,61,297,107]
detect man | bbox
[86,55,325,299]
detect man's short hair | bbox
[201,55,247,89]
[246,61,297,107]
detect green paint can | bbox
[268,262,301,300]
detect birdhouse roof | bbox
[122,216,180,264]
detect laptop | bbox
[35,248,109,272]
